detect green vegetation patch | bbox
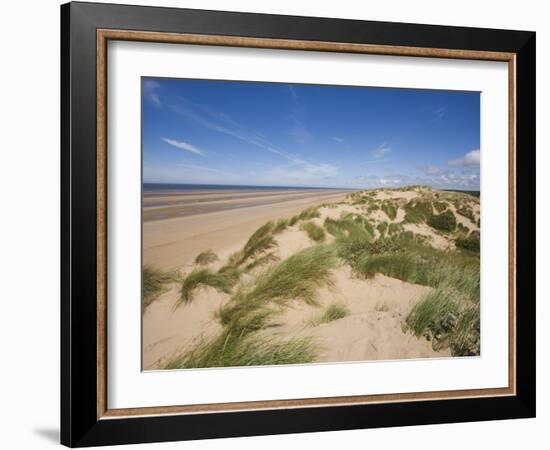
[165,332,317,369]
[433,201,448,213]
[194,249,219,266]
[354,252,416,281]
[167,246,338,369]
[455,231,480,252]
[301,221,326,242]
[427,210,457,232]
[377,221,388,238]
[381,201,397,220]
[403,200,433,224]
[143,265,179,310]
[178,268,236,307]
[310,303,350,326]
[456,205,476,222]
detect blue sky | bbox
[142,78,480,190]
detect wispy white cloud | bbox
[288,85,298,103]
[161,138,206,156]
[448,149,480,167]
[143,80,162,108]
[286,85,312,145]
[331,137,344,143]
[359,143,393,165]
[434,106,447,121]
[170,97,335,177]
[369,143,392,159]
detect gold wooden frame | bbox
[96,29,516,420]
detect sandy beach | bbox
[142,186,480,370]
[143,188,351,269]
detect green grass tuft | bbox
[381,202,397,220]
[143,265,178,310]
[218,245,337,333]
[405,274,480,356]
[177,269,234,307]
[244,252,279,271]
[239,221,277,264]
[298,207,321,221]
[310,303,350,326]
[194,249,219,266]
[301,221,326,242]
[377,221,388,238]
[273,218,289,233]
[388,222,404,235]
[353,252,416,280]
[165,332,317,369]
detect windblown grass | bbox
[301,221,326,242]
[298,207,320,221]
[167,246,337,369]
[244,252,279,271]
[310,303,350,326]
[194,249,219,266]
[240,221,277,263]
[273,218,289,233]
[143,265,178,310]
[177,269,234,307]
[405,268,480,355]
[165,332,317,369]
[354,252,416,280]
[217,246,337,336]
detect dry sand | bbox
[143,186,477,369]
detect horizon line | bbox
[142,181,480,192]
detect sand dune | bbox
[142,186,480,369]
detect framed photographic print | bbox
[61,2,536,447]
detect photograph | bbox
[141,78,481,370]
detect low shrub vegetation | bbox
[377,221,388,238]
[427,210,457,232]
[455,232,480,252]
[456,205,476,222]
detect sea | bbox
[143,183,346,193]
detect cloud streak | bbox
[448,149,480,167]
[170,97,336,180]
[143,80,161,108]
[161,138,206,156]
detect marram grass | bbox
[194,249,219,266]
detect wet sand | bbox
[143,188,352,269]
